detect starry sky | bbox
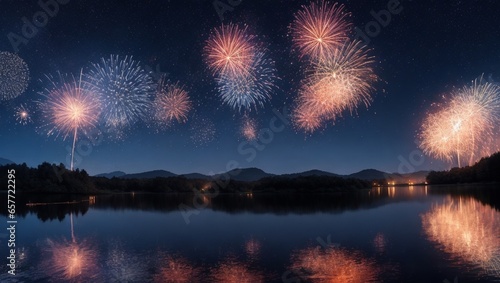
[1,0,499,176]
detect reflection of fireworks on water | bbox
[189,116,216,146]
[154,77,192,125]
[422,197,500,277]
[289,246,381,283]
[216,52,277,111]
[204,23,255,77]
[0,51,30,101]
[290,0,351,61]
[14,103,32,125]
[241,117,257,141]
[373,233,387,254]
[153,254,200,283]
[88,55,155,131]
[210,257,264,283]
[43,238,98,281]
[38,72,101,170]
[105,240,148,282]
[245,238,261,261]
[419,77,500,167]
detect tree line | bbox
[427,152,500,184]
[0,162,370,194]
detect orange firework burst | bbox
[291,0,351,61]
[310,40,377,114]
[421,197,500,277]
[419,77,500,167]
[205,23,255,77]
[288,246,381,283]
[39,71,101,170]
[293,102,324,133]
[154,77,192,124]
[241,117,257,140]
[293,40,376,133]
[209,257,264,283]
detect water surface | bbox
[1,185,499,282]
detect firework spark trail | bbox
[421,197,500,278]
[419,77,500,167]
[88,55,155,133]
[290,0,351,61]
[216,51,278,112]
[14,103,32,125]
[154,76,192,125]
[39,71,101,170]
[0,51,30,101]
[205,23,256,78]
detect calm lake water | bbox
[1,185,500,282]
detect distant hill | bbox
[348,169,388,181]
[282,169,339,178]
[180,173,211,180]
[0,158,15,166]
[121,170,177,179]
[95,171,126,178]
[94,167,429,183]
[216,168,275,182]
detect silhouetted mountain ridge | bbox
[94,167,429,183]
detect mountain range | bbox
[0,158,15,166]
[95,167,429,183]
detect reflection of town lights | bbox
[422,197,500,277]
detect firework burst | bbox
[292,102,323,133]
[88,55,155,132]
[290,0,351,61]
[310,40,377,113]
[293,40,377,133]
[205,23,256,77]
[14,103,32,125]
[419,77,500,167]
[241,116,257,140]
[154,77,192,125]
[39,72,101,170]
[217,51,278,112]
[0,51,30,101]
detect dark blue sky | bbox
[1,0,499,176]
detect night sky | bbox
[1,0,499,176]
